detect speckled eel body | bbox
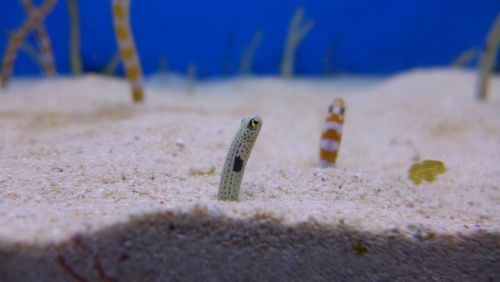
[218,114,262,201]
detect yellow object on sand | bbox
[408,160,447,185]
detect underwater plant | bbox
[218,114,262,201]
[22,0,57,77]
[323,39,340,76]
[220,32,236,75]
[186,64,197,95]
[158,55,169,73]
[477,13,500,101]
[280,7,314,78]
[320,98,345,167]
[111,0,145,102]
[451,48,477,68]
[19,41,44,68]
[103,52,121,76]
[1,0,57,87]
[240,30,263,75]
[67,0,82,76]
[408,160,446,185]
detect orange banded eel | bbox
[320,97,345,167]
[1,0,57,87]
[112,0,144,102]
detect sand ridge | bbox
[0,69,498,246]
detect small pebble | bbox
[175,138,185,148]
[51,167,64,173]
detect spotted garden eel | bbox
[218,114,262,201]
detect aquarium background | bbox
[0,0,499,78]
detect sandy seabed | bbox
[0,69,499,281]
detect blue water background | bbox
[0,0,498,78]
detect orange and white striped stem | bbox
[1,0,57,88]
[22,0,57,77]
[319,97,345,167]
[112,0,144,102]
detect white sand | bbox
[0,69,499,280]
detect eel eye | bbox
[249,119,259,129]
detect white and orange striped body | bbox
[112,0,144,102]
[1,0,57,87]
[320,97,345,167]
